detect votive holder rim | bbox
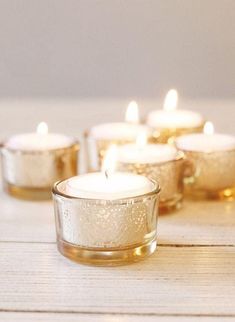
[176,145,235,154]
[117,150,185,167]
[84,128,154,142]
[52,177,160,204]
[0,139,80,155]
[148,120,206,131]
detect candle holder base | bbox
[185,186,235,201]
[4,182,51,201]
[57,238,157,266]
[159,195,183,214]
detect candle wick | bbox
[105,170,109,180]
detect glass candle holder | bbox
[1,142,79,200]
[117,152,185,214]
[85,130,155,172]
[176,149,235,200]
[52,179,160,266]
[151,125,204,144]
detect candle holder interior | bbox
[117,152,185,214]
[181,149,235,200]
[1,143,79,201]
[52,179,160,266]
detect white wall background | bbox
[0,0,234,99]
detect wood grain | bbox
[0,243,235,316]
[158,200,235,246]
[0,312,234,322]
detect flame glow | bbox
[37,122,48,135]
[163,89,178,112]
[136,130,147,149]
[102,145,117,178]
[203,121,214,135]
[125,101,139,124]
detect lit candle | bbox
[116,131,178,164]
[176,122,235,152]
[87,101,152,171]
[89,101,151,140]
[147,89,203,129]
[146,90,204,143]
[116,132,185,213]
[6,122,75,150]
[53,145,160,265]
[175,122,235,199]
[1,122,79,200]
[66,145,155,200]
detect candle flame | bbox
[102,145,117,179]
[203,121,214,135]
[125,101,139,124]
[163,89,178,112]
[136,130,147,149]
[37,122,48,135]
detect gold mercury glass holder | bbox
[178,148,235,200]
[84,130,156,172]
[151,123,205,144]
[117,151,186,214]
[52,179,160,266]
[0,141,79,201]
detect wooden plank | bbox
[0,192,55,243]
[0,243,235,316]
[158,200,235,246]
[0,189,234,246]
[0,312,234,322]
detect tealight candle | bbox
[86,101,153,171]
[53,146,160,266]
[1,122,79,200]
[176,122,235,199]
[6,122,75,151]
[116,132,186,213]
[146,89,204,143]
[66,172,153,200]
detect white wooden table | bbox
[0,99,235,321]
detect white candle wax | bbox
[89,122,152,140]
[65,172,155,200]
[147,90,203,129]
[176,133,235,152]
[147,109,203,129]
[6,133,75,151]
[117,143,178,164]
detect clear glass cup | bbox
[52,179,160,266]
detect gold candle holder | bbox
[151,125,204,144]
[146,90,205,144]
[52,179,160,266]
[117,152,185,214]
[176,149,235,200]
[1,142,79,200]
